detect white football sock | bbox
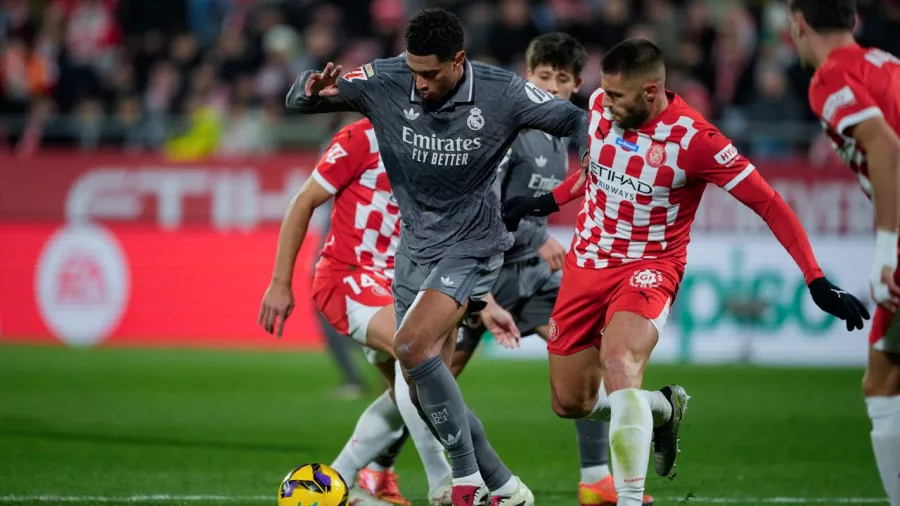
[367,462,389,472]
[644,390,673,427]
[580,464,611,484]
[490,475,519,496]
[866,395,900,505]
[587,379,611,422]
[608,388,653,506]
[587,380,671,428]
[394,360,453,493]
[331,390,405,484]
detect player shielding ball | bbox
[504,38,868,506]
[788,1,900,503]
[283,7,593,506]
[258,117,460,505]
[363,32,654,506]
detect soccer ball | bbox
[278,463,348,506]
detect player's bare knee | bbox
[864,351,900,397]
[392,328,433,368]
[550,386,594,419]
[863,364,900,397]
[601,348,644,392]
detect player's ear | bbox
[453,51,466,69]
[573,76,583,94]
[643,81,661,102]
[793,11,809,38]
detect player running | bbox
[503,38,869,506]
[359,32,654,506]
[258,117,459,505]
[284,7,591,505]
[451,33,654,506]
[788,1,900,503]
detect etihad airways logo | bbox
[590,161,653,201]
[401,125,483,167]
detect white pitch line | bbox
[665,498,887,504]
[0,495,888,504]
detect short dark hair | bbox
[525,33,587,77]
[601,38,664,78]
[789,0,856,32]
[404,8,465,62]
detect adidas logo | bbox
[404,107,420,120]
[441,276,455,287]
[441,429,461,446]
[535,155,547,167]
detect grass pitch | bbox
[0,345,886,505]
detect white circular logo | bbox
[629,269,663,289]
[467,107,484,131]
[524,81,553,104]
[36,225,129,346]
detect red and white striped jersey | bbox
[571,89,757,269]
[808,44,900,200]
[312,118,400,274]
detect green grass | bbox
[0,345,886,505]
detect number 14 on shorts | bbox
[343,273,391,298]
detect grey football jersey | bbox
[498,130,568,262]
[286,56,587,264]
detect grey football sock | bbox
[407,355,478,479]
[467,408,514,491]
[575,418,609,468]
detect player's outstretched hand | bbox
[808,277,870,331]
[258,281,295,338]
[305,62,343,97]
[502,193,559,232]
[481,305,521,349]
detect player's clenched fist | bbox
[808,277,871,331]
[258,281,295,338]
[305,62,343,97]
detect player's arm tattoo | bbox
[285,70,357,114]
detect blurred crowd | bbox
[1,0,898,159]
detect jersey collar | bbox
[409,59,475,107]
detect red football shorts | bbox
[311,258,394,363]
[546,256,683,356]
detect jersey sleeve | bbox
[689,127,824,283]
[334,62,380,114]
[286,70,357,114]
[311,124,374,195]
[809,66,883,136]
[504,75,589,161]
[688,128,756,192]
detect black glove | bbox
[808,277,871,331]
[502,193,559,232]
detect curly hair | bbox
[525,33,587,77]
[404,8,465,62]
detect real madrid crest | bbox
[467,107,485,131]
[646,144,666,168]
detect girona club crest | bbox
[630,269,664,289]
[646,144,666,168]
[547,318,559,341]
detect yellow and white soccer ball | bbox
[278,463,349,506]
